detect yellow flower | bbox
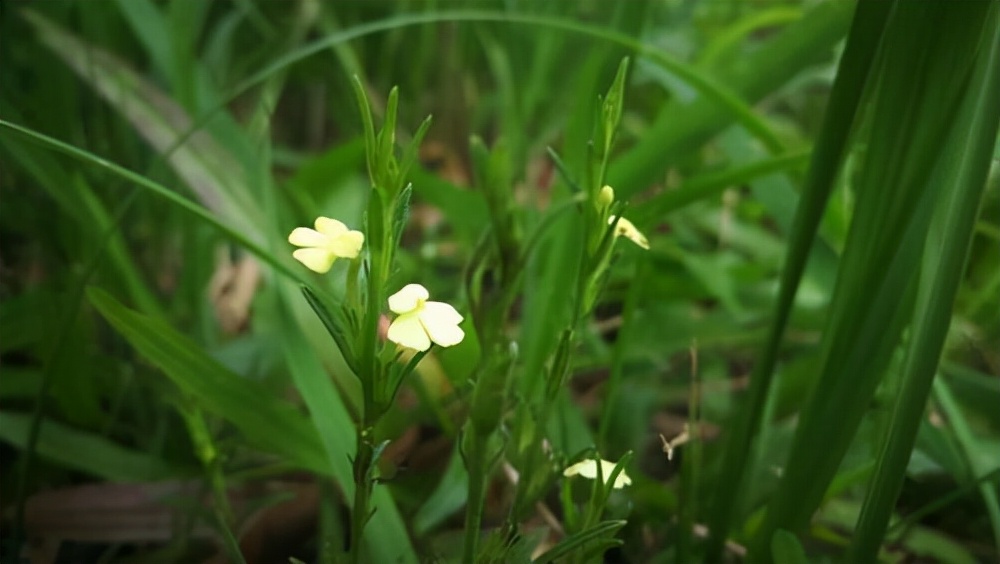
[386,284,465,352]
[609,216,650,250]
[288,217,364,273]
[563,457,632,489]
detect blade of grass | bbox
[704,2,891,558]
[0,412,185,481]
[931,379,1000,556]
[9,187,142,555]
[57,8,822,191]
[0,130,163,317]
[0,119,312,292]
[610,1,853,198]
[88,287,332,475]
[697,7,804,70]
[752,3,995,557]
[847,7,1000,559]
[633,150,810,227]
[21,9,265,237]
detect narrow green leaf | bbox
[351,74,378,183]
[0,412,184,482]
[301,286,360,376]
[751,4,995,558]
[848,6,1000,559]
[87,287,331,475]
[398,114,433,183]
[633,151,810,226]
[20,10,264,237]
[610,1,853,197]
[0,119,311,291]
[532,520,626,564]
[705,2,888,556]
[392,184,413,252]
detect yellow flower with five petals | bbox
[386,284,465,352]
[288,217,364,273]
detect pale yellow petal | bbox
[610,216,650,250]
[607,462,632,488]
[387,312,431,351]
[292,248,336,273]
[419,304,465,348]
[327,230,364,258]
[563,460,591,478]
[315,216,348,237]
[288,227,327,248]
[387,284,429,314]
[420,301,463,325]
[563,458,631,489]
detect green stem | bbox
[350,426,376,564]
[462,434,489,564]
[183,404,246,564]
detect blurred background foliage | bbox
[1,0,998,562]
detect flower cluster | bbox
[289,217,465,352]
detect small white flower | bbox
[609,216,649,250]
[288,217,364,273]
[386,284,465,352]
[563,457,632,489]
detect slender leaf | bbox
[88,287,332,475]
[0,412,184,482]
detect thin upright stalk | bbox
[350,426,376,564]
[462,435,489,564]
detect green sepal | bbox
[365,186,386,264]
[376,87,400,191]
[392,183,413,252]
[350,75,377,184]
[398,114,433,187]
[377,347,430,416]
[600,57,630,155]
[368,439,391,482]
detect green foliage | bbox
[2,1,998,563]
